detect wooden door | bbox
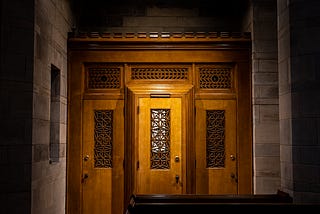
[67,37,253,213]
[136,97,184,194]
[195,99,237,194]
[82,100,124,214]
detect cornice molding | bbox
[68,31,251,50]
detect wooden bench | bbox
[126,190,319,213]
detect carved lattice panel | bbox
[131,67,189,80]
[150,109,171,169]
[88,67,121,89]
[94,110,113,168]
[199,66,232,89]
[206,110,225,168]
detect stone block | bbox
[1,118,32,145]
[294,146,320,166]
[255,156,280,174]
[253,21,277,40]
[260,104,279,121]
[293,164,319,184]
[254,122,280,143]
[255,177,280,194]
[60,103,67,124]
[32,118,50,145]
[292,91,320,117]
[278,59,290,95]
[279,93,292,119]
[254,72,278,85]
[257,59,278,73]
[2,53,33,81]
[255,143,280,156]
[33,144,49,162]
[254,85,278,99]
[253,39,277,53]
[280,144,293,163]
[278,28,290,61]
[33,92,50,120]
[146,7,199,17]
[292,118,318,145]
[7,145,32,164]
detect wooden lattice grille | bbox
[206,110,225,168]
[131,67,189,80]
[199,66,232,89]
[150,109,171,169]
[94,110,113,168]
[88,67,121,89]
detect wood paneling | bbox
[67,35,252,214]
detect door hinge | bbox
[137,161,139,169]
[137,106,140,114]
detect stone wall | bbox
[251,0,280,194]
[0,0,34,213]
[278,0,320,203]
[32,0,73,213]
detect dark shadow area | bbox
[127,191,320,213]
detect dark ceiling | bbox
[70,0,250,31]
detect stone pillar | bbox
[278,0,320,202]
[251,0,281,194]
[32,0,72,213]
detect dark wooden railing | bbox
[126,190,319,213]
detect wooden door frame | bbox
[125,84,194,198]
[67,34,252,214]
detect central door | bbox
[136,97,183,194]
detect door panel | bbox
[137,97,183,194]
[195,99,237,194]
[82,100,124,214]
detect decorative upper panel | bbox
[196,63,235,94]
[127,63,192,84]
[85,63,123,93]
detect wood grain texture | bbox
[82,100,124,214]
[137,98,183,194]
[195,100,237,194]
[67,37,252,214]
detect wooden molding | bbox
[68,31,251,50]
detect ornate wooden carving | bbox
[130,64,190,81]
[150,109,171,169]
[206,110,225,168]
[198,65,232,89]
[85,63,122,90]
[94,110,113,168]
